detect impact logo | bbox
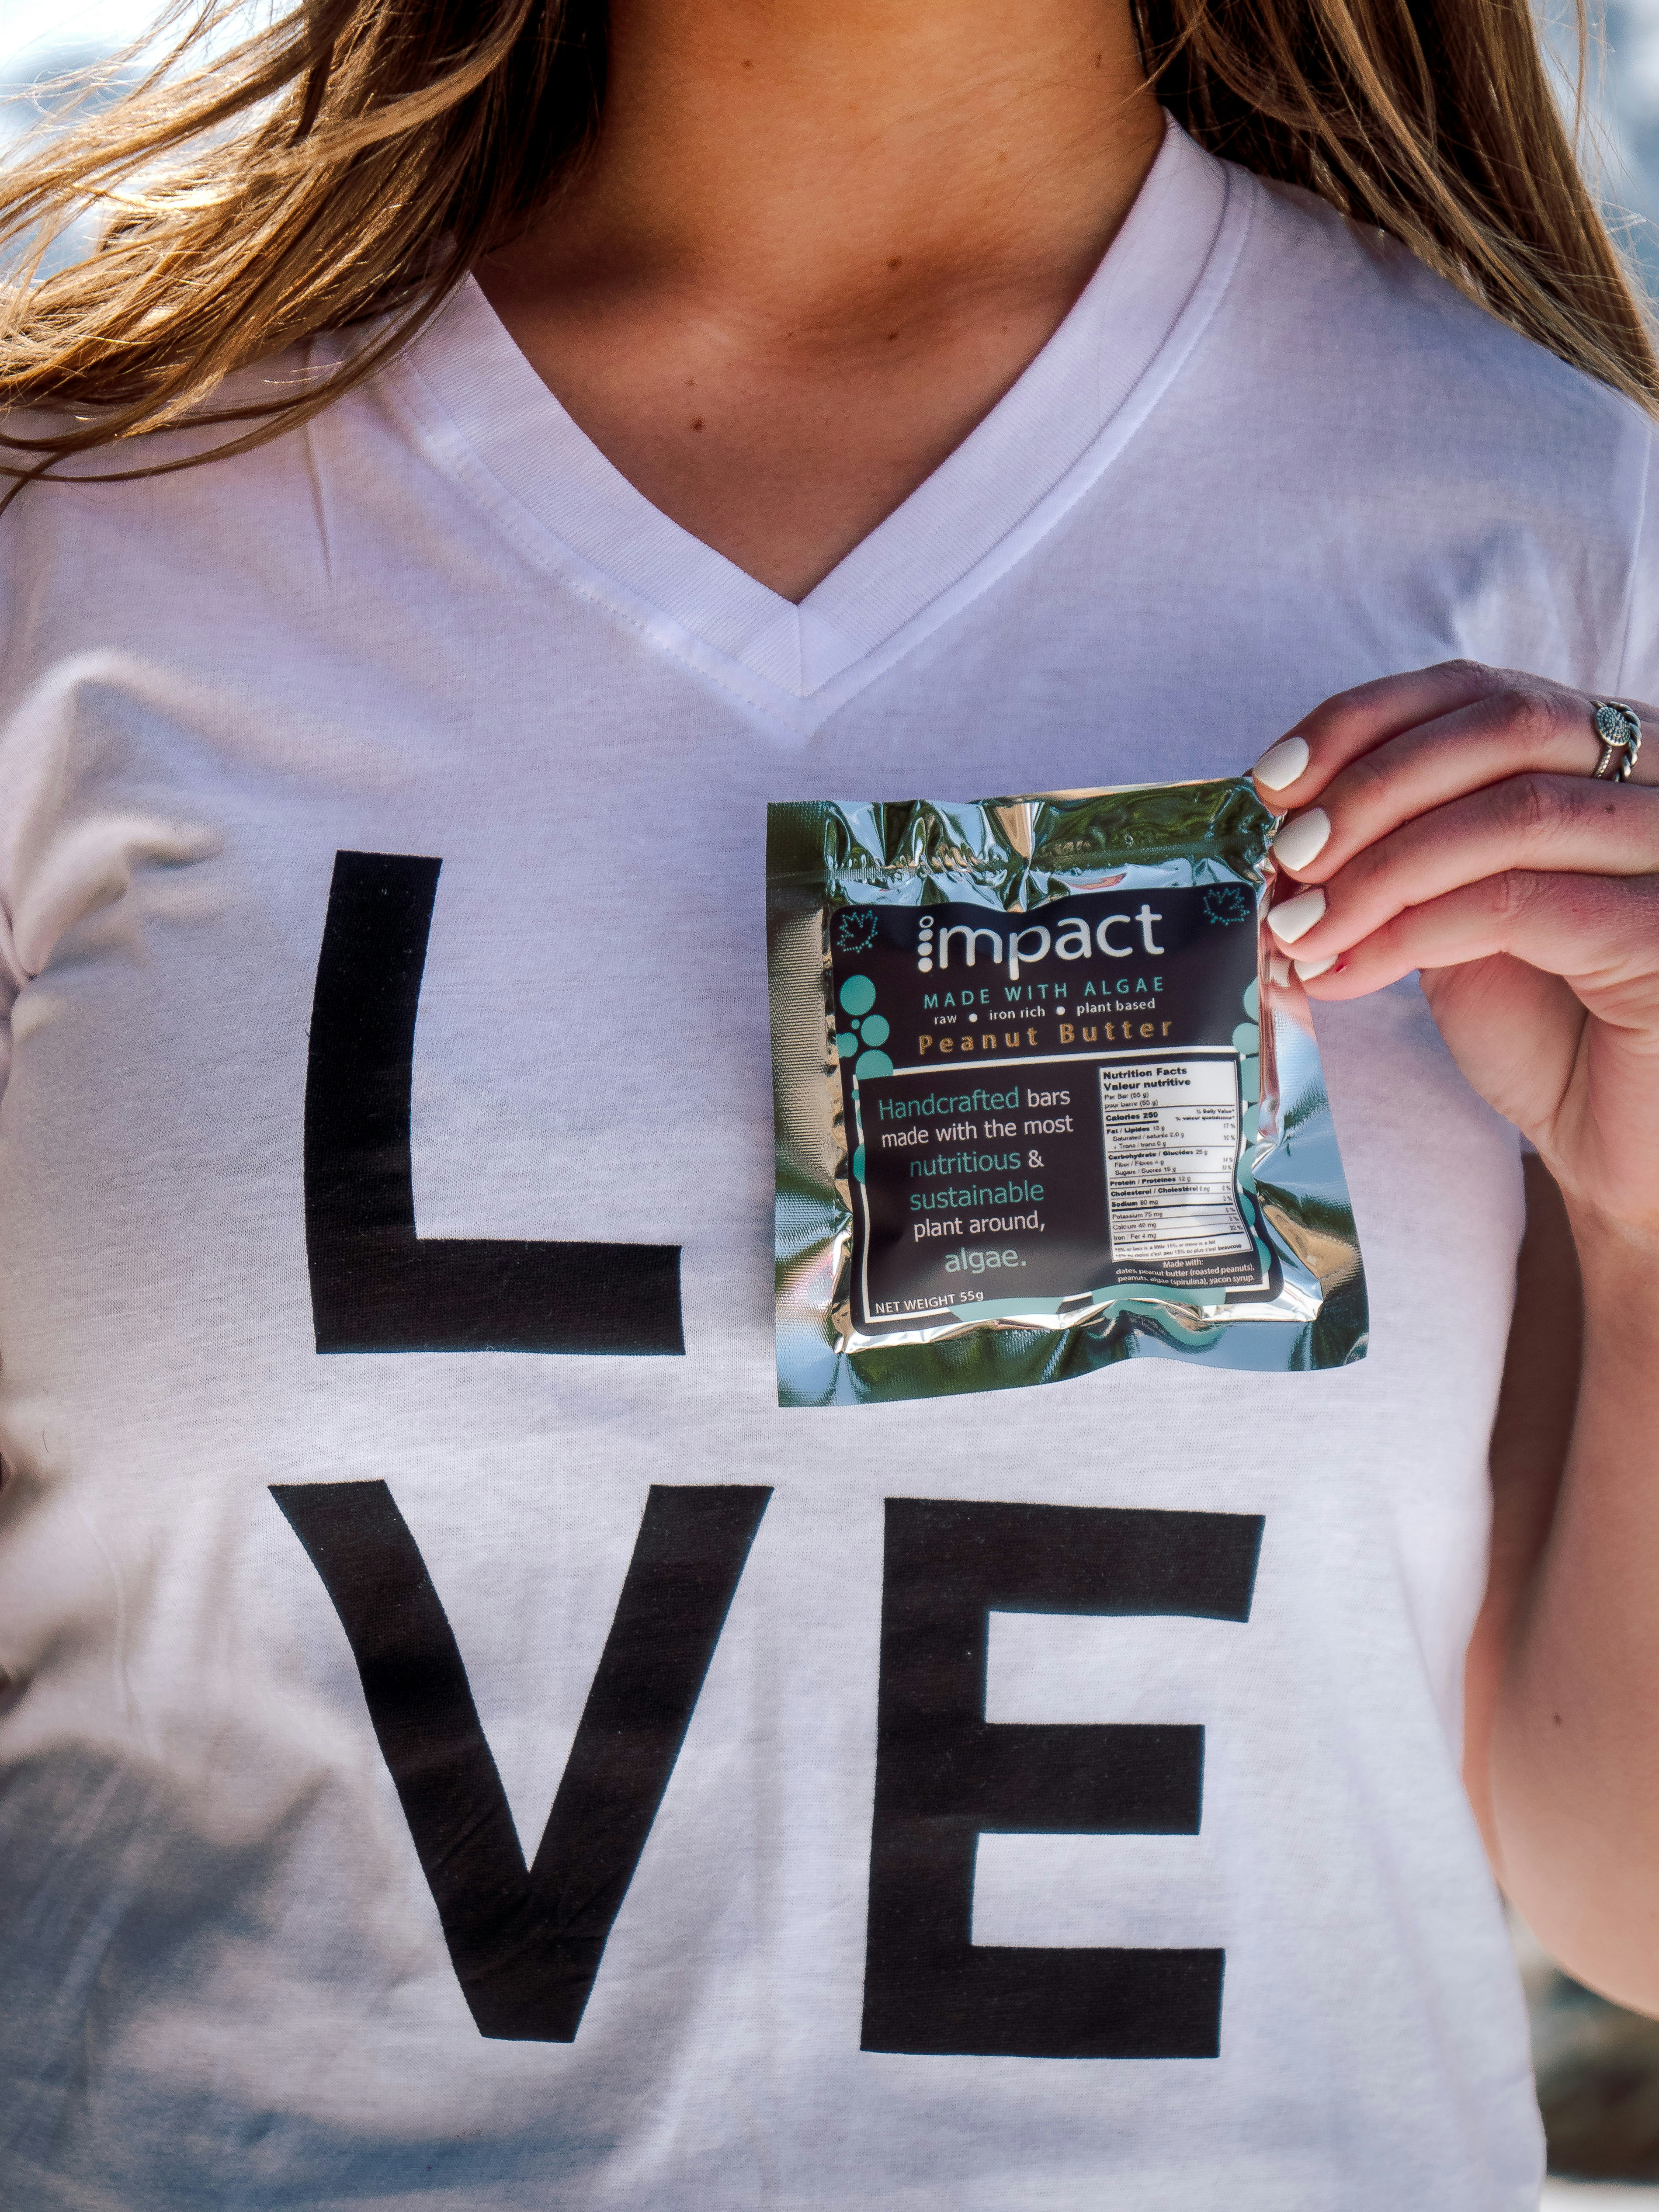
[915,906,1165,980]
[1201,885,1253,928]
[836,908,879,956]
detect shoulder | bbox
[1209,155,1651,492]
[1151,140,1659,691]
[0,320,421,691]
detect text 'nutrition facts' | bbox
[1099,1057,1254,1264]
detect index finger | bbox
[1250,661,1577,802]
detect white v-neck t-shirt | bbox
[1,118,1655,2212]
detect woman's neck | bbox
[479,0,1161,599]
[557,0,1157,306]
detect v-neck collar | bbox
[392,116,1251,743]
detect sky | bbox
[1606,0,1659,274]
[0,0,165,60]
[2,0,1659,288]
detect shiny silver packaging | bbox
[768,775,1367,1407]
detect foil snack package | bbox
[768,775,1367,1407]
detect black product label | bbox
[829,886,1271,1333]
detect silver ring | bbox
[1591,699,1642,782]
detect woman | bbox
[0,0,1655,2204]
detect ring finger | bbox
[1259,685,1657,887]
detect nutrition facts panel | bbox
[1099,1056,1256,1264]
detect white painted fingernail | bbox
[1253,736,1310,791]
[1268,952,1292,988]
[1267,887,1326,945]
[1294,952,1338,981]
[1271,807,1330,873]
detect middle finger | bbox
[1264,773,1659,964]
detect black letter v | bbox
[271,1480,771,2041]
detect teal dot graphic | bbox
[855,1049,894,1080]
[836,1031,859,1059]
[1243,978,1260,1021]
[851,1145,866,1183]
[839,975,877,1017]
[1240,1057,1261,1105]
[1232,1021,1260,1054]
[859,1014,890,1047]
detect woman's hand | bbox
[1255,660,1659,2005]
[1252,661,1659,1245]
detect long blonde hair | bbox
[0,0,1651,488]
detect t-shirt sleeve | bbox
[0,487,222,1102]
[0,901,23,1095]
[0,522,23,1097]
[1614,413,1659,710]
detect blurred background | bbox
[3,0,1659,2201]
